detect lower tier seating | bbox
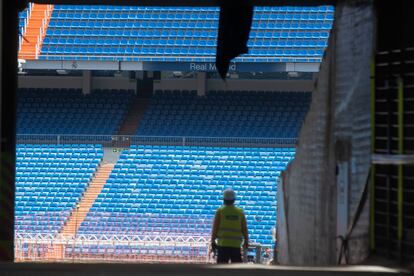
[15,144,103,234]
[78,145,295,246]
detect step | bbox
[59,163,114,237]
[18,4,53,60]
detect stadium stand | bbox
[14,0,330,263]
[38,5,333,62]
[17,88,134,135]
[14,144,104,235]
[18,4,32,40]
[77,145,294,248]
[15,89,305,261]
[138,90,311,138]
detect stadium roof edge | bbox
[33,0,336,6]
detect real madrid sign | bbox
[189,62,237,72]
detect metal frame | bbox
[372,47,414,262]
[15,233,212,263]
[16,233,210,246]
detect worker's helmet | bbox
[223,188,236,201]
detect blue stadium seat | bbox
[17,88,133,135]
[15,144,103,235]
[30,5,333,62]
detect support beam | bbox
[196,72,206,96]
[82,70,92,95]
[396,77,404,246]
[369,58,375,251]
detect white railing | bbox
[16,233,210,245]
[33,4,53,59]
[16,134,297,148]
[15,233,213,263]
[15,233,266,263]
[36,53,323,63]
[18,3,34,51]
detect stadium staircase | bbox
[44,164,115,260]
[18,4,53,60]
[118,98,150,135]
[60,163,114,239]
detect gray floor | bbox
[0,263,410,276]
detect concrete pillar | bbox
[82,70,92,95]
[196,72,206,96]
[0,0,18,262]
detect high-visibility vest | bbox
[217,205,244,248]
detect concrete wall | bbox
[277,0,374,265]
[333,0,374,263]
[154,79,313,92]
[18,76,136,91]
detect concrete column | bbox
[0,0,18,262]
[82,70,92,95]
[196,72,206,96]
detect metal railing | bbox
[15,233,213,263]
[18,3,34,51]
[15,233,267,264]
[35,54,323,63]
[17,134,297,148]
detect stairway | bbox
[60,163,114,238]
[18,4,53,60]
[118,98,151,135]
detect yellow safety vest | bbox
[217,205,244,248]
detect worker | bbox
[211,188,249,263]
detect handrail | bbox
[16,134,297,148]
[35,53,323,63]
[15,233,210,244]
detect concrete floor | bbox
[0,263,410,276]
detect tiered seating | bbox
[138,90,310,138]
[17,88,133,135]
[40,5,333,62]
[15,144,103,235]
[78,145,295,247]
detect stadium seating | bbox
[78,145,295,247]
[39,5,334,62]
[15,144,104,234]
[18,3,33,49]
[17,88,133,135]
[137,90,310,138]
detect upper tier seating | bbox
[19,5,32,37]
[15,144,103,235]
[17,88,133,135]
[137,90,310,138]
[39,5,333,62]
[77,145,295,246]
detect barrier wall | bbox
[277,0,374,265]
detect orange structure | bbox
[60,163,114,238]
[18,4,53,60]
